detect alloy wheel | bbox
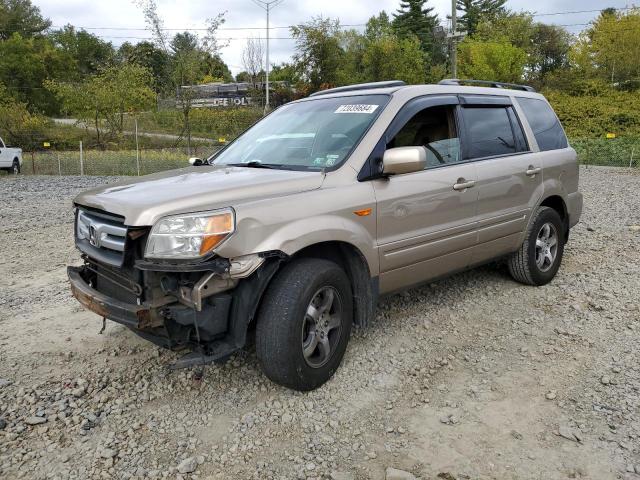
[535,222,558,272]
[301,286,342,368]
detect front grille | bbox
[76,209,128,267]
[87,260,142,304]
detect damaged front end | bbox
[68,207,284,367]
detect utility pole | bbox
[451,0,457,78]
[250,0,285,112]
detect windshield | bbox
[211,94,388,170]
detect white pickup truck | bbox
[0,136,22,174]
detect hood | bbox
[74,165,325,226]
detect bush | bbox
[545,83,640,138]
[129,108,264,141]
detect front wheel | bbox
[508,206,565,286]
[256,258,353,391]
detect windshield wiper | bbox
[228,161,281,169]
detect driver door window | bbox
[387,105,461,168]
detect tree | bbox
[117,41,171,93]
[473,13,572,83]
[0,0,51,40]
[531,23,572,80]
[392,0,443,63]
[365,11,393,41]
[135,0,229,152]
[457,38,526,83]
[291,17,344,90]
[361,35,426,84]
[0,82,48,149]
[50,25,114,77]
[457,0,507,36]
[47,64,155,146]
[571,8,640,85]
[269,62,300,83]
[241,37,265,85]
[0,33,71,114]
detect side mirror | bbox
[382,146,427,175]
[188,157,204,166]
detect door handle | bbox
[453,179,475,191]
[526,166,541,176]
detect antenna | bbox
[250,0,285,112]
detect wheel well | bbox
[540,195,568,237]
[293,241,377,327]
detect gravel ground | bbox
[0,167,639,480]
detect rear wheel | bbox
[12,160,20,175]
[256,258,353,391]
[508,206,565,286]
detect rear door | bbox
[458,96,543,266]
[372,95,479,293]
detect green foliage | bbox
[47,64,156,144]
[0,33,71,114]
[365,12,393,40]
[117,41,171,93]
[391,0,443,63]
[456,0,507,36]
[289,13,428,90]
[269,62,300,84]
[473,12,572,84]
[361,35,426,84]
[545,82,640,138]
[0,82,49,149]
[571,8,640,85]
[291,18,344,90]
[49,26,115,77]
[570,137,640,167]
[457,38,527,83]
[129,108,263,140]
[0,0,50,40]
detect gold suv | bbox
[68,79,583,390]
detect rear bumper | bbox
[568,192,583,228]
[67,266,151,329]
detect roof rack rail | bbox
[438,79,536,92]
[309,80,407,97]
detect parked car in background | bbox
[0,137,22,174]
[68,79,582,391]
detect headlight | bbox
[145,208,235,260]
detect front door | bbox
[372,96,479,294]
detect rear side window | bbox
[461,106,523,159]
[517,97,568,151]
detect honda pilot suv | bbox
[68,79,582,391]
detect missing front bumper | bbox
[67,266,152,329]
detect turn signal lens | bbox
[200,215,234,255]
[354,208,372,217]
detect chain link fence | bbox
[20,145,219,176]
[9,137,640,177]
[571,137,639,168]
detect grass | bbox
[571,137,640,167]
[22,147,218,176]
[17,137,640,176]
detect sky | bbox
[35,0,632,76]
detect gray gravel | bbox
[0,167,639,480]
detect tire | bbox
[12,159,20,175]
[508,206,565,286]
[256,258,353,391]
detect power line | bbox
[0,6,633,35]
